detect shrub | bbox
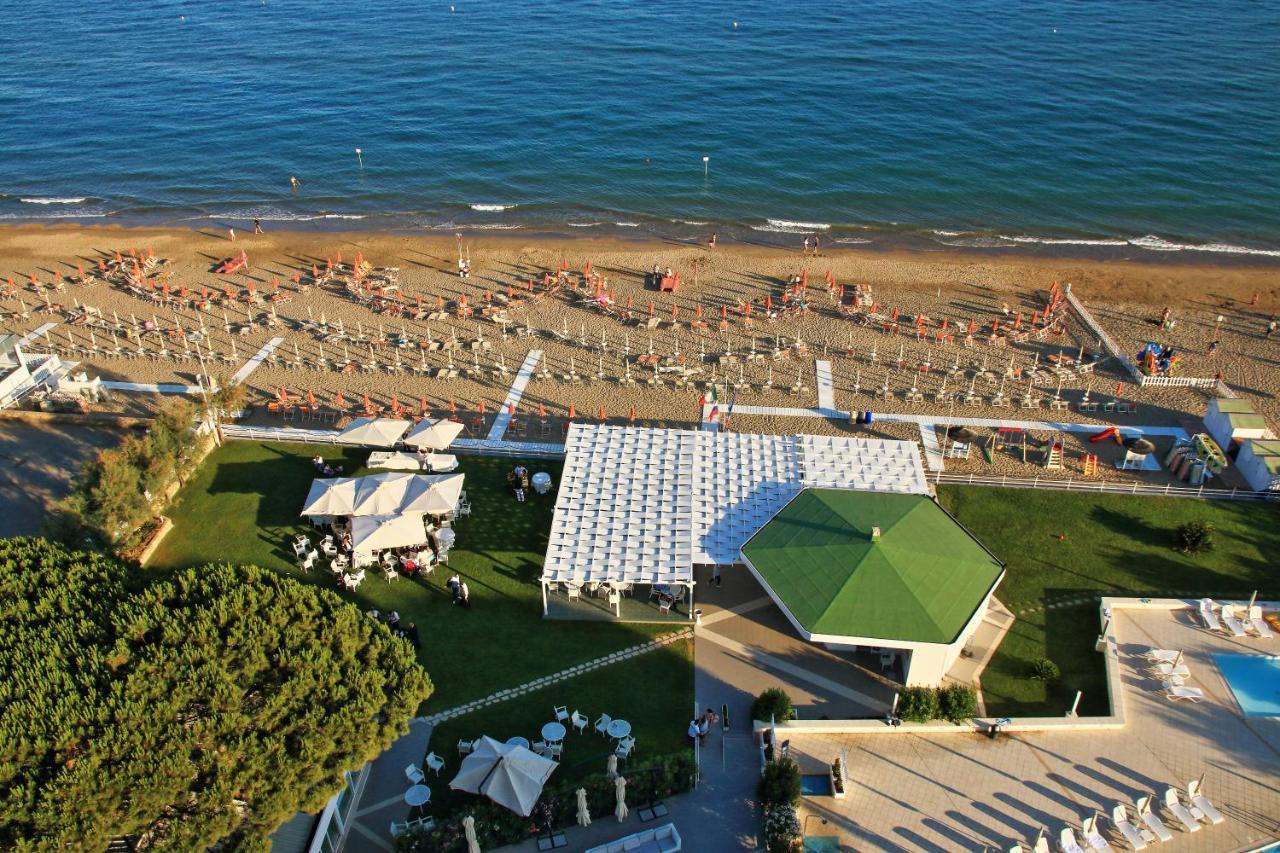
[762,802,803,853]
[939,684,978,723]
[752,687,794,723]
[1030,658,1061,682]
[1174,520,1215,554]
[897,686,940,722]
[758,756,802,807]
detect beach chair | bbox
[1058,827,1086,853]
[1161,681,1204,702]
[1246,605,1274,638]
[1030,831,1050,853]
[1220,605,1248,638]
[1110,803,1154,850]
[1144,648,1181,663]
[1134,797,1174,843]
[1079,815,1113,852]
[1185,779,1225,825]
[1149,662,1190,679]
[1198,598,1223,633]
[1162,787,1202,832]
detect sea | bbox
[1,0,1277,259]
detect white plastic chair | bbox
[1162,787,1201,832]
[594,713,612,736]
[300,551,316,571]
[457,738,474,757]
[425,752,445,776]
[554,705,570,723]
[383,565,398,583]
[347,569,365,589]
[320,540,339,558]
[404,763,424,785]
[571,710,588,734]
[1135,796,1174,842]
[545,742,563,761]
[1186,779,1225,825]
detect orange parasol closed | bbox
[538,402,547,418]
[567,403,576,419]
[449,398,457,413]
[307,390,318,408]
[508,402,515,415]
[628,405,636,423]
[478,400,487,414]
[362,393,372,411]
[420,396,429,415]
[597,405,606,422]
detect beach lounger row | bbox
[1199,597,1273,639]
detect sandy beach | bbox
[3,224,1277,485]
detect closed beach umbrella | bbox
[463,815,480,853]
[606,754,618,779]
[576,787,592,827]
[614,776,628,822]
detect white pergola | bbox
[541,424,930,618]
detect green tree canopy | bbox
[0,538,432,849]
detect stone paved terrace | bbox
[785,606,1280,851]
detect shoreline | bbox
[2,218,1278,270]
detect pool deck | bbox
[786,606,1280,851]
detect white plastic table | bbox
[506,736,531,749]
[404,785,431,807]
[531,471,553,494]
[541,722,567,742]
[606,719,632,739]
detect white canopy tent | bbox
[400,473,465,515]
[449,736,558,817]
[302,472,465,518]
[352,472,431,516]
[301,477,359,517]
[336,417,412,447]
[367,450,459,472]
[349,513,428,557]
[403,417,465,450]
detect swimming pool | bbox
[1214,654,1280,716]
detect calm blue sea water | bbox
[1,0,1277,256]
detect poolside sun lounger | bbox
[1198,598,1223,632]
[1058,827,1086,853]
[1161,680,1204,702]
[1186,780,1226,825]
[1144,648,1181,663]
[1080,815,1114,852]
[1220,604,1249,637]
[1149,662,1191,679]
[1245,606,1274,639]
[1162,787,1202,832]
[1111,803,1154,850]
[1135,796,1175,842]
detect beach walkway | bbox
[486,349,541,442]
[230,336,284,385]
[17,322,58,349]
[814,359,836,414]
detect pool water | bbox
[1214,654,1280,716]
[803,837,840,853]
[800,774,833,796]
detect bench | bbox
[585,822,682,853]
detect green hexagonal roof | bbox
[741,489,1004,645]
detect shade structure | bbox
[741,489,1004,644]
[399,473,465,515]
[449,736,557,817]
[463,815,480,853]
[352,472,431,516]
[403,417,465,450]
[349,513,427,554]
[336,416,412,447]
[301,477,359,516]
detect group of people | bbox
[507,463,530,502]
[446,573,471,607]
[367,609,421,649]
[685,707,720,744]
[311,456,346,478]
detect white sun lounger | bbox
[1198,598,1223,632]
[1058,827,1087,853]
[1080,815,1113,852]
[1186,780,1226,825]
[1220,604,1249,637]
[1163,787,1202,832]
[1144,648,1181,663]
[1161,680,1204,701]
[1245,605,1274,639]
[1149,662,1191,679]
[1111,803,1154,850]
[1135,796,1175,843]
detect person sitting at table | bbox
[340,533,352,551]
[686,719,700,745]
[387,611,400,629]
[312,455,324,470]
[322,464,334,476]
[402,556,417,575]
[447,573,461,602]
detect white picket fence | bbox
[220,423,566,459]
[1136,374,1220,390]
[932,471,1278,502]
[1062,288,1142,382]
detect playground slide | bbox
[982,445,994,463]
[1090,426,1119,443]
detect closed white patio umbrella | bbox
[614,776,628,822]
[576,787,592,827]
[463,814,480,853]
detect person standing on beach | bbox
[813,234,821,254]
[803,236,812,255]
[228,228,235,242]
[253,218,263,234]
[708,233,717,248]
[1267,317,1277,338]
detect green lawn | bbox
[150,440,678,711]
[938,486,1280,716]
[425,637,694,814]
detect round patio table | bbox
[541,722,567,742]
[606,719,632,739]
[404,785,431,807]
[506,736,530,749]
[532,472,553,494]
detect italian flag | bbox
[707,386,720,422]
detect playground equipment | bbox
[1082,453,1099,476]
[1090,426,1120,444]
[1136,342,1180,376]
[1162,433,1226,485]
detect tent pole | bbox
[688,581,694,619]
[541,580,548,616]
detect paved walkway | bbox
[17,322,58,348]
[101,379,211,395]
[918,423,945,472]
[487,350,542,441]
[230,335,284,384]
[343,719,433,853]
[815,360,836,413]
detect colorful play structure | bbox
[1136,342,1180,376]
[1164,433,1228,486]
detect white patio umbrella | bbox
[403,417,465,450]
[351,472,429,516]
[336,416,412,447]
[463,815,480,853]
[450,736,558,817]
[614,776,628,822]
[606,754,618,779]
[300,477,358,516]
[349,514,426,554]
[576,787,591,827]
[399,473,465,515]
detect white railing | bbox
[1062,288,1143,382]
[933,471,1278,501]
[1136,374,1220,389]
[220,423,567,459]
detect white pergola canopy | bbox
[541,425,929,614]
[449,736,557,816]
[402,417,465,450]
[336,417,412,447]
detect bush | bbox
[1030,658,1061,682]
[752,687,794,723]
[897,686,941,722]
[939,684,978,723]
[758,756,802,807]
[762,802,803,853]
[1174,520,1215,554]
